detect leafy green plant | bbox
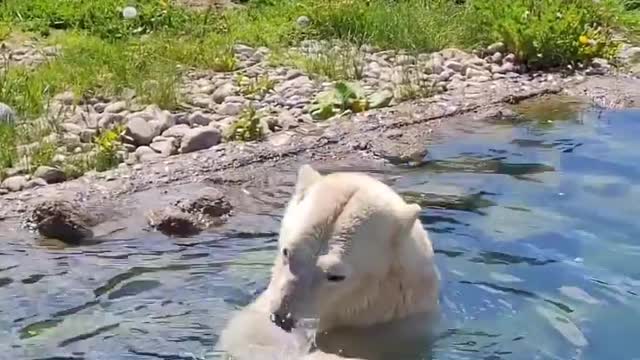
[28,140,57,170]
[236,74,276,98]
[225,105,264,142]
[93,124,125,171]
[468,0,623,68]
[310,81,368,120]
[0,123,17,170]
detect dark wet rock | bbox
[27,200,95,244]
[174,188,233,218]
[33,166,66,184]
[146,207,202,237]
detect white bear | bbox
[217,164,440,359]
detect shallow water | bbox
[1,101,640,359]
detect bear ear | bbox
[295,164,322,197]
[397,203,421,232]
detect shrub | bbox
[467,0,623,68]
[225,105,264,142]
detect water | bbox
[1,100,640,359]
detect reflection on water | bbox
[1,101,640,359]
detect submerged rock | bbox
[28,200,95,244]
[174,188,233,218]
[146,207,203,237]
[147,189,233,237]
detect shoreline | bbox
[1,71,639,239]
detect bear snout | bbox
[270,311,296,332]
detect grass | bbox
[0,0,638,177]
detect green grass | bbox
[0,0,638,177]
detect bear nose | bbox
[270,312,295,332]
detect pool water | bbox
[1,102,639,360]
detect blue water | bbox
[0,102,639,359]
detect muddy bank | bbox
[1,74,638,241]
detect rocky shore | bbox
[1,38,639,243]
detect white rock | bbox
[125,117,159,146]
[503,53,516,63]
[444,60,465,73]
[0,102,16,123]
[104,101,127,113]
[296,15,311,28]
[1,175,28,192]
[212,83,236,104]
[179,128,222,154]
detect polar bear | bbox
[217,164,440,359]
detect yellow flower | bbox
[579,35,590,45]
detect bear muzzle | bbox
[270,310,296,332]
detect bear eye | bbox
[326,274,346,282]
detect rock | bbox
[503,53,516,63]
[0,102,16,123]
[179,127,222,154]
[213,83,236,104]
[619,46,640,64]
[396,55,415,66]
[61,122,83,135]
[146,207,202,237]
[98,113,125,129]
[80,129,97,143]
[490,52,503,64]
[486,42,506,55]
[444,61,465,73]
[150,137,177,156]
[218,102,243,116]
[0,188,8,196]
[296,15,311,28]
[466,67,491,78]
[1,175,28,192]
[33,166,66,184]
[437,69,455,82]
[368,90,394,109]
[125,117,159,146]
[424,61,444,75]
[55,91,75,105]
[28,200,94,244]
[491,62,516,74]
[104,101,127,113]
[590,58,610,70]
[175,189,233,218]
[24,178,47,189]
[277,111,301,130]
[135,146,162,162]
[188,111,212,127]
[162,124,191,139]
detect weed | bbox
[28,140,57,170]
[467,0,625,68]
[395,66,440,101]
[0,123,17,169]
[310,81,368,120]
[236,74,276,98]
[93,124,125,172]
[225,105,264,142]
[276,45,364,81]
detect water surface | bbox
[1,101,639,359]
